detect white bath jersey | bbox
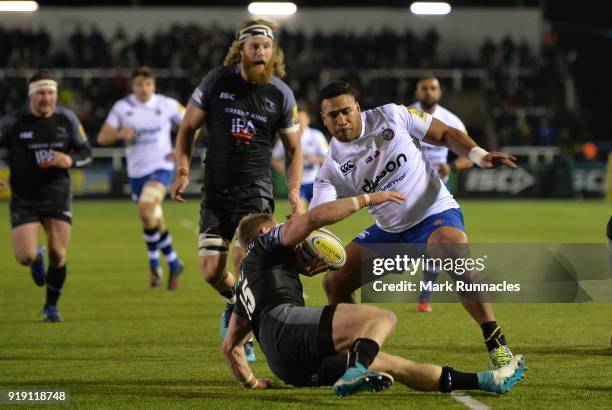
[105,94,184,178]
[410,102,466,176]
[311,103,458,233]
[272,126,329,185]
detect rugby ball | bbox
[301,228,347,270]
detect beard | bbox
[242,57,274,85]
[419,98,438,110]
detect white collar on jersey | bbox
[358,112,366,139]
[129,93,158,108]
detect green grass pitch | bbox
[0,199,611,409]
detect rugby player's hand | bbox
[481,152,517,169]
[46,150,73,168]
[171,170,189,203]
[117,127,134,141]
[295,245,330,276]
[288,188,301,217]
[248,378,272,389]
[437,163,451,177]
[368,191,405,206]
[0,180,7,191]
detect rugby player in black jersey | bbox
[171,19,302,362]
[222,191,525,396]
[0,71,91,322]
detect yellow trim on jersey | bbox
[406,107,428,122]
[291,105,299,126]
[78,124,87,141]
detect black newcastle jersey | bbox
[0,105,92,199]
[190,64,299,189]
[234,224,305,336]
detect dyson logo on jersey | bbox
[339,160,356,174]
[362,153,407,193]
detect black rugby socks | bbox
[481,321,508,352]
[348,338,380,369]
[45,265,67,307]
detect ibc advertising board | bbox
[456,162,607,199]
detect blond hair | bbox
[238,213,276,248]
[223,18,286,78]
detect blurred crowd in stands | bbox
[0,23,590,153]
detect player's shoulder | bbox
[255,223,285,251]
[0,110,20,131]
[0,110,20,122]
[201,65,236,84]
[54,105,80,123]
[111,96,134,112]
[269,76,292,94]
[365,103,404,119]
[156,94,181,109]
[268,76,296,102]
[361,104,407,130]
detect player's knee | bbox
[48,247,66,267]
[430,227,467,245]
[15,251,37,266]
[137,201,156,223]
[198,232,229,284]
[200,256,226,284]
[382,309,397,331]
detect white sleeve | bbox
[309,161,338,209]
[170,99,185,126]
[398,104,433,140]
[271,138,285,160]
[105,102,122,129]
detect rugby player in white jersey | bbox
[411,75,473,312]
[271,110,328,212]
[311,81,518,368]
[98,66,184,290]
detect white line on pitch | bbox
[451,391,490,410]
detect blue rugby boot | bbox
[333,363,394,397]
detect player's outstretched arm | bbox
[424,118,517,169]
[221,314,271,390]
[171,103,207,203]
[279,131,303,216]
[280,191,405,247]
[97,123,134,145]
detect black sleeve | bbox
[62,108,92,167]
[257,224,287,252]
[0,114,16,147]
[189,67,222,112]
